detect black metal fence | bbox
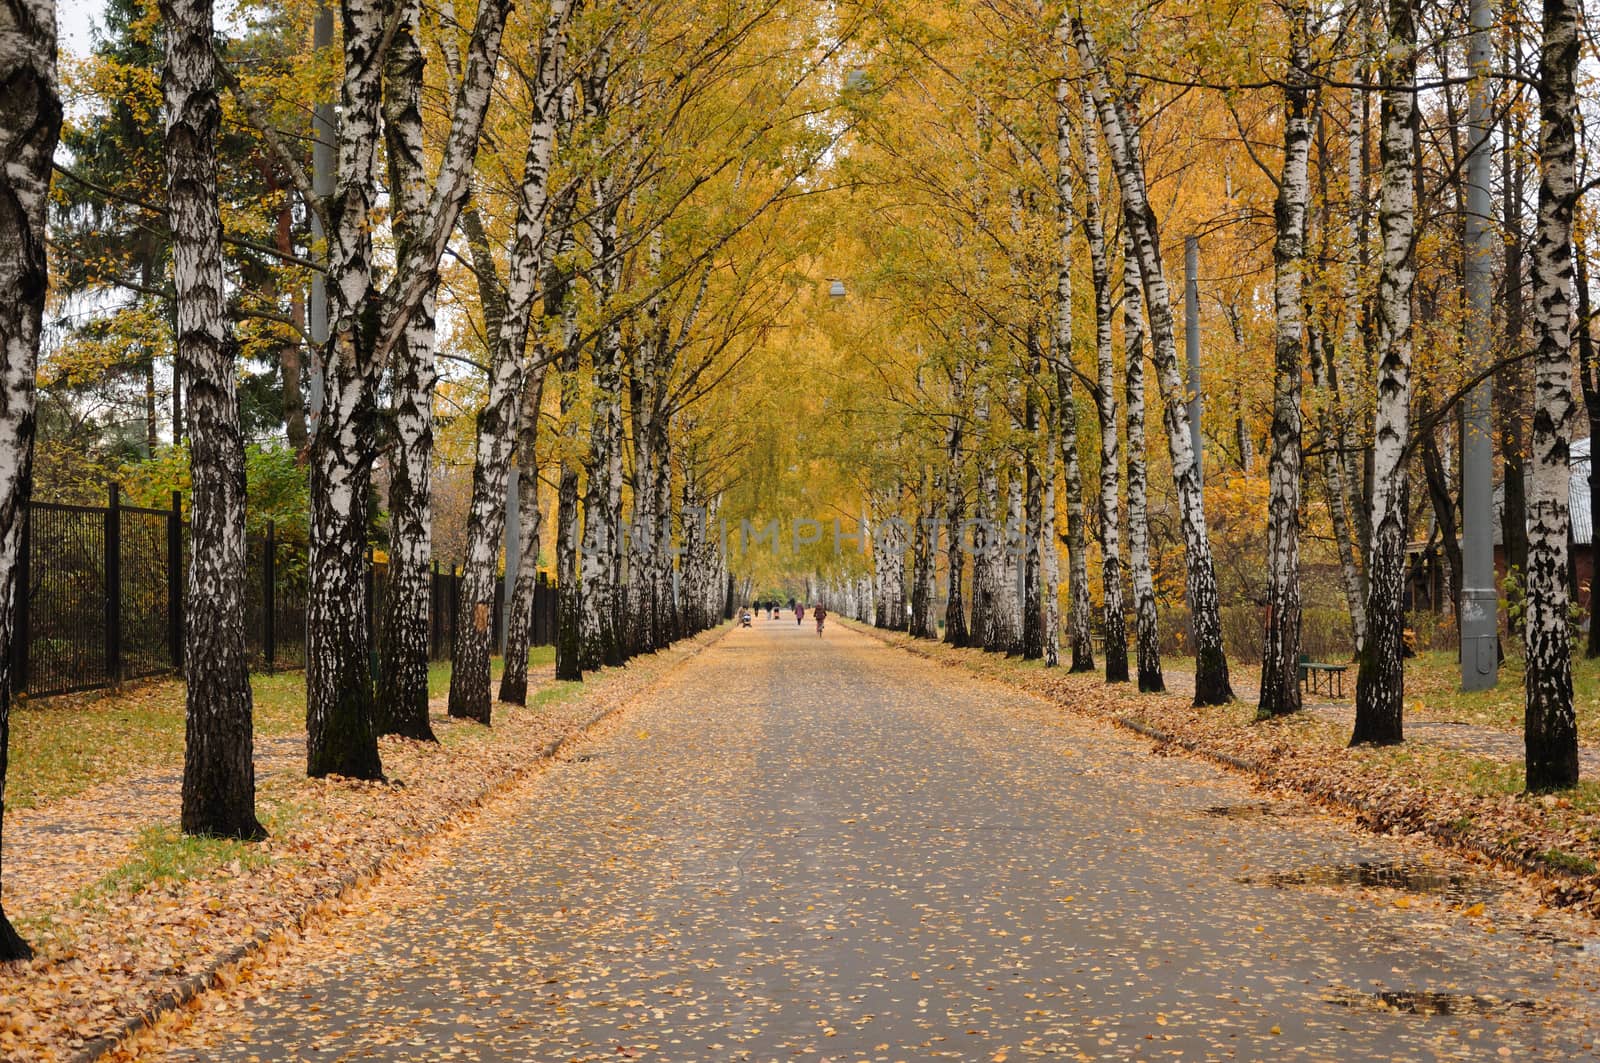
[10,486,559,699]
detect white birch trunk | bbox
[306,0,512,777]
[1054,52,1094,673]
[943,361,971,645]
[1523,0,1580,789]
[447,0,574,723]
[498,363,549,705]
[164,0,261,839]
[1076,20,1232,704]
[1081,89,1127,682]
[1258,2,1313,718]
[376,0,437,740]
[1122,233,1164,692]
[1351,0,1417,745]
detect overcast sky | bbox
[60,2,101,58]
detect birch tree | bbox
[375,0,437,741]
[1523,0,1580,789]
[1123,233,1164,692]
[304,0,512,777]
[1054,51,1094,673]
[447,0,575,723]
[1076,21,1232,704]
[0,0,62,962]
[162,0,262,837]
[497,363,550,705]
[943,360,970,645]
[1080,90,1127,683]
[1350,0,1416,746]
[1257,0,1314,719]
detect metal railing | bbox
[9,486,559,699]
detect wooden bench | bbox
[1297,654,1348,699]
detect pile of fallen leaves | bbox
[0,626,726,1063]
[855,623,1600,916]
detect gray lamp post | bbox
[1459,0,1498,690]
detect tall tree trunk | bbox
[305,0,388,779]
[447,0,572,724]
[1077,21,1231,703]
[1351,0,1418,746]
[1524,0,1580,790]
[912,474,938,639]
[555,318,584,682]
[376,0,437,741]
[1123,234,1164,692]
[943,361,970,645]
[0,0,63,962]
[1022,366,1045,660]
[579,243,623,671]
[164,0,262,839]
[1054,58,1094,673]
[498,364,548,704]
[1258,3,1313,718]
[305,0,511,778]
[1042,435,1062,668]
[970,384,997,649]
[1081,90,1127,682]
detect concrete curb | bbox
[849,620,1598,904]
[71,625,730,1063]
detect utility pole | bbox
[1460,0,1498,690]
[1185,236,1203,488]
[307,0,334,436]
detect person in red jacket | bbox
[794,602,804,625]
[812,603,827,635]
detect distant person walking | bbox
[813,603,827,636]
[794,602,804,625]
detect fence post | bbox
[263,520,276,669]
[168,489,183,674]
[106,483,122,684]
[11,504,28,696]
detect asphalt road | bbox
[155,619,1600,1061]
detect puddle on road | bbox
[1326,988,1544,1017]
[1242,859,1496,902]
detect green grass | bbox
[1401,650,1600,741]
[10,646,561,811]
[1543,848,1600,876]
[9,671,306,811]
[86,824,278,900]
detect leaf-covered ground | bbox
[103,618,1600,1061]
[867,624,1600,910]
[0,633,723,1062]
